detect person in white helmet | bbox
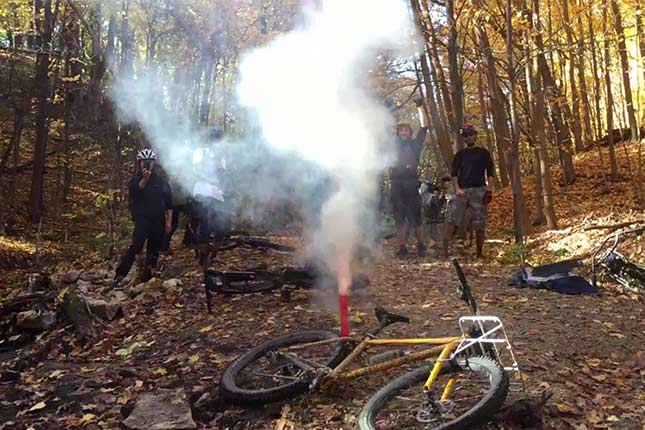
[113,148,172,287]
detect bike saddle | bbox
[375,306,410,327]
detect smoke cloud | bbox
[108,0,418,294]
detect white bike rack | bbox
[451,315,524,392]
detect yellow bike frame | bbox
[315,335,464,397]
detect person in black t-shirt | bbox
[390,97,428,258]
[443,124,494,258]
[113,148,172,287]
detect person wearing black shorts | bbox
[390,98,428,257]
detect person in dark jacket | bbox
[390,97,428,257]
[113,148,172,287]
[443,124,494,258]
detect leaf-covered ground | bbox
[1,236,643,430]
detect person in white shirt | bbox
[190,127,232,263]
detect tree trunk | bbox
[418,54,452,169]
[637,6,645,86]
[28,0,54,222]
[576,0,593,148]
[474,23,511,188]
[87,2,105,119]
[446,0,464,152]
[523,12,544,226]
[610,0,638,146]
[534,38,576,183]
[410,0,452,169]
[423,1,453,129]
[505,0,529,243]
[106,15,117,63]
[199,56,215,125]
[586,3,604,141]
[530,0,557,229]
[561,0,583,152]
[635,6,645,206]
[603,2,619,178]
[477,67,499,160]
[532,148,545,225]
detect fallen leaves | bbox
[117,395,131,405]
[78,413,96,424]
[199,324,213,333]
[115,341,143,357]
[28,402,47,412]
[152,367,167,376]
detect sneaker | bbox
[417,241,426,257]
[396,245,409,258]
[112,276,124,290]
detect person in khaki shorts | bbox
[443,124,494,258]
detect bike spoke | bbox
[372,370,493,429]
[235,341,339,391]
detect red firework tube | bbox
[339,293,349,337]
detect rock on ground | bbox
[123,389,196,430]
[15,310,56,331]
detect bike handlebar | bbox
[451,258,479,315]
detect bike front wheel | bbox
[220,330,347,404]
[358,356,509,430]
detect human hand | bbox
[456,187,465,198]
[142,169,152,179]
[165,220,172,235]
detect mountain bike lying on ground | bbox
[204,264,370,312]
[192,232,296,312]
[592,226,645,293]
[220,259,523,429]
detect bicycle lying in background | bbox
[219,259,523,429]
[592,226,645,293]
[204,265,370,312]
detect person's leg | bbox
[183,203,199,247]
[443,195,466,257]
[391,183,408,256]
[405,183,425,256]
[115,219,148,281]
[143,218,165,281]
[197,197,219,266]
[468,187,488,258]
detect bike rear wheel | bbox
[219,279,279,294]
[205,270,281,295]
[358,356,509,430]
[220,330,347,404]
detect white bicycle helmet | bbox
[136,148,157,160]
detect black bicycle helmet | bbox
[207,126,224,142]
[459,124,477,136]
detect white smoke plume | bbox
[108,0,418,295]
[238,0,417,292]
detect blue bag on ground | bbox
[509,259,601,296]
